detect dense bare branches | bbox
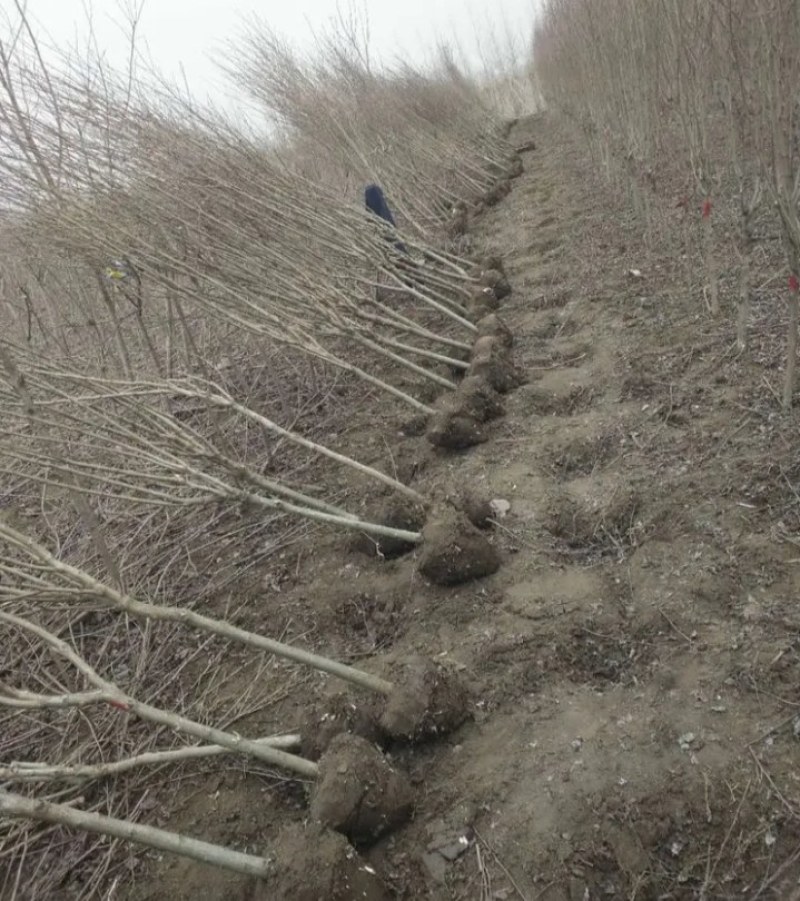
[535,0,800,406]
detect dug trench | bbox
[125,113,800,900]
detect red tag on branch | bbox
[790,274,800,293]
[702,198,712,219]
[108,699,130,711]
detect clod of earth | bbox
[351,499,427,559]
[310,734,414,846]
[501,117,518,139]
[478,267,512,301]
[426,408,486,450]
[484,179,512,206]
[476,313,514,349]
[478,254,506,276]
[469,335,525,394]
[418,508,501,585]
[453,375,505,423]
[379,655,472,740]
[467,286,500,319]
[399,413,429,437]
[301,691,384,761]
[507,154,524,178]
[457,491,495,529]
[251,823,390,901]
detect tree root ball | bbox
[476,313,514,349]
[470,335,525,394]
[351,499,426,559]
[426,409,486,450]
[507,154,524,178]
[458,491,495,529]
[484,179,512,206]
[418,508,500,586]
[311,734,414,846]
[454,376,504,423]
[301,691,384,761]
[254,823,391,901]
[479,268,512,301]
[501,117,518,139]
[379,655,472,740]
[467,286,500,319]
[400,413,429,437]
[479,255,506,276]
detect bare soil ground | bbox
[121,112,800,900]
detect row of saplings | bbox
[259,153,527,899]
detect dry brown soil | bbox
[123,112,800,901]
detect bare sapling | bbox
[0,790,274,879]
[750,0,800,407]
[0,611,318,778]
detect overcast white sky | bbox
[7,0,538,115]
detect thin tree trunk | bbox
[703,200,719,316]
[784,274,799,410]
[0,790,273,879]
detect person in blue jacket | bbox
[365,184,407,255]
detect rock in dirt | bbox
[476,313,514,349]
[311,734,414,845]
[426,408,486,450]
[418,508,500,585]
[379,655,472,740]
[490,498,511,519]
[251,823,390,901]
[351,499,426,559]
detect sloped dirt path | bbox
[363,112,800,899]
